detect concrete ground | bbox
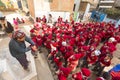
[0,12,54,80]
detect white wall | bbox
[75,0,81,12]
[33,0,71,22]
[35,11,70,22]
[82,3,91,21]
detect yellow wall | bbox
[1,0,18,9]
[27,0,35,17]
[79,2,88,12]
[50,0,74,12]
[26,0,74,17]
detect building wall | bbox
[82,0,94,4]
[114,0,120,7]
[50,0,74,12]
[32,0,74,18]
[1,0,18,9]
[50,0,59,11]
[79,2,88,12]
[26,0,35,17]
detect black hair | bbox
[0,16,5,20]
[106,53,113,59]
[102,72,111,80]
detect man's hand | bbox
[31,45,38,52]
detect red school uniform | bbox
[36,35,43,46]
[69,38,75,46]
[72,72,82,80]
[67,53,84,71]
[86,52,98,64]
[99,54,112,67]
[58,67,71,78]
[114,35,120,43]
[53,57,62,68]
[105,42,116,53]
[65,51,74,60]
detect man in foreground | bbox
[9,30,37,71]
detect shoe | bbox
[39,50,42,53]
[28,61,31,63]
[24,67,30,72]
[27,61,31,66]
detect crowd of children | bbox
[13,17,25,30]
[29,15,120,80]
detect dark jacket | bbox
[0,21,14,33]
[9,36,35,58]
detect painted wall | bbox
[26,0,35,17]
[82,3,90,21]
[1,0,18,9]
[32,0,74,21]
[33,0,74,13]
[74,0,81,12]
[50,0,74,12]
[79,2,88,12]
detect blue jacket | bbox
[9,36,35,58]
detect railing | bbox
[100,0,115,3]
[99,6,113,8]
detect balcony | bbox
[99,5,113,8]
[100,0,115,3]
[81,0,94,4]
[99,0,115,9]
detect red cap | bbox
[52,42,58,47]
[81,68,91,77]
[81,46,89,51]
[72,72,82,80]
[60,67,71,76]
[74,53,84,60]
[67,46,73,51]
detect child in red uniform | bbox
[100,37,116,57]
[89,35,101,47]
[13,18,18,31]
[93,53,113,76]
[21,18,25,23]
[30,23,43,57]
[72,68,91,80]
[42,15,47,23]
[56,67,71,80]
[67,53,84,71]
[81,45,96,68]
[72,72,82,80]
[96,72,111,80]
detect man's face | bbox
[17,36,25,42]
[0,19,5,23]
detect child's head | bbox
[102,72,111,80]
[13,18,15,20]
[106,53,113,60]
